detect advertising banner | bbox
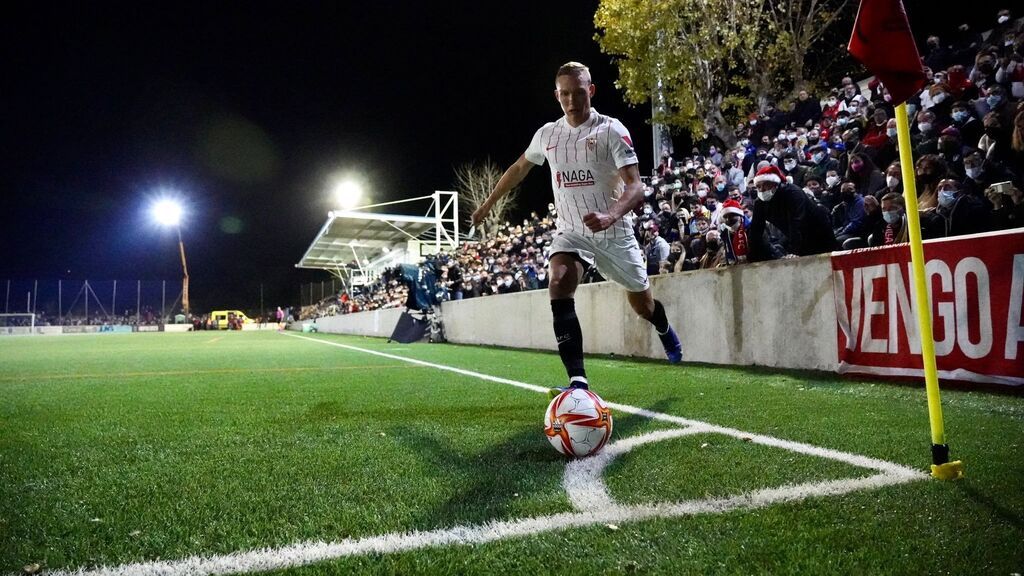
[831,230,1024,386]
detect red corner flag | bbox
[847,0,926,105]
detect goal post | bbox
[0,313,36,335]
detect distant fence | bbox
[299,278,344,308]
[1,280,184,325]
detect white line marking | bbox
[564,427,707,512]
[34,333,927,576]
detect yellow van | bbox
[210,310,254,330]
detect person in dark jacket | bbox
[920,178,992,239]
[790,89,822,128]
[748,165,838,261]
[844,152,887,199]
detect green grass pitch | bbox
[1,331,1022,575]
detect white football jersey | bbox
[525,109,638,239]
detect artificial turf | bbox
[0,330,1021,575]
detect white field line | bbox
[285,333,922,478]
[32,333,927,576]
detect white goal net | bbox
[0,313,36,335]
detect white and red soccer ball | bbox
[544,388,613,457]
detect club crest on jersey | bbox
[586,136,598,152]
[556,169,595,188]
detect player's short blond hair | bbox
[556,61,591,84]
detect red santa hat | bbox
[721,199,744,217]
[753,164,785,186]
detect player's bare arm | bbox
[471,153,534,227]
[582,163,643,233]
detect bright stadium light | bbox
[149,196,190,316]
[151,199,184,227]
[333,180,364,210]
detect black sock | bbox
[551,298,586,383]
[650,299,670,334]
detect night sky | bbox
[2,1,1005,311]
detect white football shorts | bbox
[549,228,650,292]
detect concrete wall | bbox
[301,254,840,372]
[441,254,838,372]
[295,307,407,338]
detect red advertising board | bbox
[831,229,1024,386]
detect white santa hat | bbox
[753,165,785,186]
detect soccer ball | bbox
[544,388,613,457]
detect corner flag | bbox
[848,0,963,481]
[847,0,927,105]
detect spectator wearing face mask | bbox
[710,173,729,201]
[822,90,842,121]
[978,111,1014,166]
[699,230,726,269]
[937,128,967,178]
[748,165,837,261]
[877,161,903,200]
[497,274,520,294]
[834,110,854,139]
[842,97,868,131]
[804,127,824,151]
[535,269,549,290]
[780,151,807,188]
[819,168,844,212]
[870,192,910,246]
[913,110,942,156]
[845,153,886,198]
[991,9,1015,47]
[975,85,1015,129]
[656,201,678,239]
[661,241,686,274]
[717,199,751,265]
[802,175,824,201]
[914,154,949,210]
[920,178,992,238]
[961,149,1017,199]
[831,180,868,246]
[970,50,1000,87]
[707,145,723,167]
[926,84,954,123]
[950,101,984,147]
[704,191,724,227]
[804,142,840,185]
[862,108,891,149]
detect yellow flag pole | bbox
[893,102,963,480]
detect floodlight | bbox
[152,199,183,227]
[148,196,190,315]
[333,180,363,210]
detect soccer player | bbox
[471,61,682,397]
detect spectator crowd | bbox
[308,10,1023,319]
